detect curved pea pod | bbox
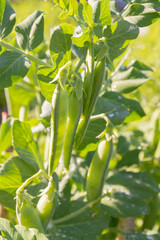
[62,90,82,169]
[16,190,44,233]
[36,177,56,228]
[86,138,113,203]
[48,84,68,176]
[75,57,106,149]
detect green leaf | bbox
[15,10,44,51]
[0,51,31,89]
[50,23,74,67]
[105,170,159,200]
[102,191,149,218]
[0,157,36,210]
[127,60,153,72]
[49,200,109,240]
[122,3,160,27]
[12,120,44,170]
[69,157,89,188]
[0,218,23,240]
[8,82,36,106]
[116,149,140,168]
[81,0,94,26]
[77,118,106,156]
[112,78,149,93]
[69,0,79,16]
[0,218,49,240]
[0,118,12,154]
[38,67,57,102]
[53,174,72,219]
[54,0,69,10]
[0,1,16,39]
[111,66,151,93]
[72,27,90,47]
[16,225,49,240]
[104,20,139,61]
[94,92,145,125]
[99,0,112,26]
[0,0,5,25]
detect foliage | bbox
[0,0,160,239]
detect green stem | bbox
[83,39,94,116]
[0,40,53,68]
[53,193,109,225]
[19,106,26,121]
[90,113,109,123]
[4,89,12,116]
[16,170,49,194]
[68,55,85,82]
[74,55,86,73]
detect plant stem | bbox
[0,40,53,68]
[16,170,49,194]
[53,193,109,225]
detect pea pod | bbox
[16,190,44,233]
[36,177,56,228]
[75,57,106,148]
[86,138,113,202]
[62,90,82,169]
[48,83,68,176]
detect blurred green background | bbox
[1,0,160,122]
[7,0,160,112]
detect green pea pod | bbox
[62,90,82,169]
[36,177,56,228]
[86,138,113,203]
[48,84,68,176]
[16,190,44,233]
[75,57,106,148]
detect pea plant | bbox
[0,0,160,239]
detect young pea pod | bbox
[36,177,56,228]
[16,190,44,233]
[86,137,113,203]
[62,90,82,169]
[48,84,68,176]
[75,57,106,148]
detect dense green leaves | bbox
[15,11,44,51]
[12,120,44,170]
[0,0,160,239]
[101,170,159,218]
[76,92,145,155]
[0,1,16,39]
[0,157,36,210]
[0,218,49,240]
[0,51,31,88]
[50,201,109,240]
